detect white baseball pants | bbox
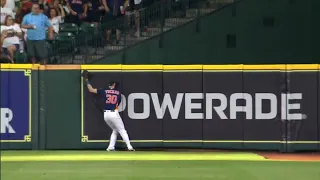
[103,110,133,150]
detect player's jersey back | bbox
[98,88,121,110]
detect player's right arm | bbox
[85,79,98,94]
[85,79,105,95]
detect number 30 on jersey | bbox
[106,94,118,104]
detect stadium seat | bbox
[54,32,76,63]
[14,52,28,63]
[77,23,95,45]
[79,23,98,33]
[79,23,99,47]
[59,23,79,35]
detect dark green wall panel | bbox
[43,70,82,149]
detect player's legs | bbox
[111,112,134,150]
[104,112,118,151]
[107,130,118,151]
[105,119,118,150]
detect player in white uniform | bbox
[84,73,134,151]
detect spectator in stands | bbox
[85,0,104,26]
[181,0,189,17]
[15,0,32,24]
[38,0,47,13]
[21,3,53,64]
[1,0,14,24]
[39,3,46,14]
[0,15,22,63]
[58,0,70,14]
[49,5,65,35]
[104,0,128,44]
[129,0,142,37]
[66,0,87,25]
[41,0,52,9]
[51,0,63,13]
[3,0,15,11]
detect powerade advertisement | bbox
[1,70,31,142]
[81,70,319,146]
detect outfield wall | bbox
[1,64,319,152]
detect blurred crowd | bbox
[0,0,146,64]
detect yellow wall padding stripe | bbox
[1,64,320,71]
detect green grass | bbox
[1,151,320,180]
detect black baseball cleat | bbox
[106,148,115,152]
[128,148,135,151]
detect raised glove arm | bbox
[81,70,97,94]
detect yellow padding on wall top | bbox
[162,65,204,70]
[1,64,320,70]
[0,64,38,69]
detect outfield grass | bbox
[1,151,320,180]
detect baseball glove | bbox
[81,70,91,80]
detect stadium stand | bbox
[0,0,235,64]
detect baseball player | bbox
[83,72,134,151]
